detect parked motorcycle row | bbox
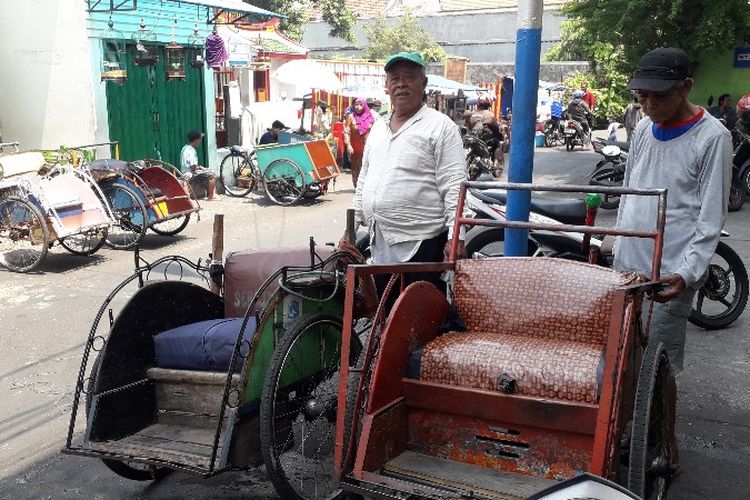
[587,126,750,212]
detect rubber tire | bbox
[151,214,191,236]
[628,341,672,499]
[464,226,538,259]
[60,228,108,256]
[0,196,49,272]
[566,137,574,151]
[259,313,361,500]
[728,180,744,212]
[263,158,305,206]
[689,240,749,330]
[103,184,148,250]
[589,163,624,209]
[742,165,750,195]
[219,153,255,197]
[85,353,169,481]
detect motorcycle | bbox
[563,118,591,151]
[588,137,745,212]
[731,125,750,209]
[464,188,748,330]
[589,138,628,209]
[463,126,503,181]
[543,118,564,147]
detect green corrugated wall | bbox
[105,44,207,168]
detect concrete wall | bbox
[691,49,750,109]
[426,61,590,85]
[0,0,97,150]
[302,9,566,63]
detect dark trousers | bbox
[374,231,448,311]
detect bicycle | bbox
[218,146,261,198]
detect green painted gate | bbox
[105,44,207,168]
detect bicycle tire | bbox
[103,184,148,250]
[0,196,49,272]
[219,153,255,197]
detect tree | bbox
[252,0,356,42]
[546,0,750,119]
[363,14,447,63]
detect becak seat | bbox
[418,257,639,403]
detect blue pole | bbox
[505,0,543,257]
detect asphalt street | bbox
[0,144,748,499]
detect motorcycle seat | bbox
[602,140,629,152]
[472,189,587,226]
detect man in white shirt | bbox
[343,52,467,293]
[180,130,218,200]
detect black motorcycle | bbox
[463,188,748,330]
[543,118,564,147]
[588,138,628,209]
[463,126,503,181]
[563,118,591,151]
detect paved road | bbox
[1,146,748,499]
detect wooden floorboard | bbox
[88,424,224,469]
[384,451,555,499]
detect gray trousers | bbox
[641,287,696,375]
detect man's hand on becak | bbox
[443,240,467,261]
[654,273,686,303]
[338,239,364,264]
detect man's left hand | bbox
[654,273,686,303]
[443,240,467,261]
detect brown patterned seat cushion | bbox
[420,332,604,403]
[452,257,639,344]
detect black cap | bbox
[187,130,204,142]
[626,48,692,92]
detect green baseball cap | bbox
[384,51,426,71]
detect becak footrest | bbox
[419,331,604,403]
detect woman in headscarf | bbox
[343,97,375,187]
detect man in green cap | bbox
[342,51,467,295]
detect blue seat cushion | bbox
[153,317,256,372]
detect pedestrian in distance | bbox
[343,97,375,188]
[708,93,738,130]
[622,95,644,143]
[259,120,286,145]
[605,47,732,463]
[179,130,219,201]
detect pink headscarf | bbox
[353,98,375,136]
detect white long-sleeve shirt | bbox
[613,111,732,287]
[353,105,466,255]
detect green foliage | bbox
[252,0,355,42]
[363,14,447,63]
[546,0,750,122]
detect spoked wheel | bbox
[689,241,749,329]
[628,341,673,500]
[589,163,625,209]
[263,158,305,206]
[151,214,191,236]
[86,353,169,481]
[219,154,255,197]
[103,184,148,250]
[60,228,108,256]
[0,196,49,272]
[728,180,744,212]
[260,313,362,500]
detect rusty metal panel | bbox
[406,409,593,481]
[366,281,449,413]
